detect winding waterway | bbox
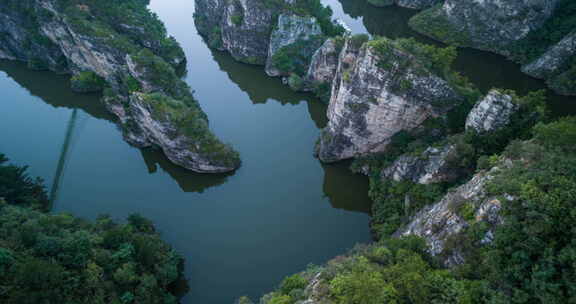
[0,0,574,303]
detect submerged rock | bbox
[316,38,463,162]
[381,145,459,184]
[410,0,560,56]
[465,89,519,133]
[265,14,325,77]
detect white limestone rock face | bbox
[302,38,342,93]
[368,0,440,9]
[522,31,576,79]
[394,167,507,266]
[120,93,237,173]
[220,0,277,65]
[193,0,227,49]
[412,0,560,56]
[316,38,463,162]
[265,14,324,77]
[395,0,441,9]
[465,90,519,133]
[0,0,238,173]
[381,145,460,185]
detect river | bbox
[0,0,573,303]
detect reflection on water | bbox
[140,148,231,193]
[0,60,110,120]
[0,59,231,195]
[209,49,329,128]
[0,0,376,301]
[322,161,371,213]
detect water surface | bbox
[1,0,575,303]
[0,1,374,302]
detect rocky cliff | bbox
[316,37,463,162]
[465,89,519,133]
[194,0,344,86]
[380,144,458,185]
[0,0,240,173]
[394,166,506,266]
[368,0,441,10]
[265,14,325,77]
[522,30,576,96]
[195,0,277,64]
[410,0,560,56]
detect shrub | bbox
[71,71,106,93]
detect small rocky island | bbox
[0,0,240,173]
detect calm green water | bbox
[0,1,374,302]
[1,0,574,303]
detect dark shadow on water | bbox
[322,160,372,214]
[336,0,576,117]
[202,42,370,213]
[209,49,329,128]
[0,60,113,121]
[0,59,231,194]
[140,148,231,193]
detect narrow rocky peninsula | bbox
[0,0,240,173]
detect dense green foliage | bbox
[264,0,346,37]
[254,115,576,304]
[354,88,547,239]
[56,0,184,64]
[71,71,106,93]
[255,237,484,304]
[271,36,325,77]
[139,92,240,168]
[0,154,186,304]
[0,155,48,211]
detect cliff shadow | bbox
[321,161,372,214]
[140,148,231,193]
[0,60,113,121]
[208,47,329,128]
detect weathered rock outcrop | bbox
[303,38,342,91]
[522,31,576,79]
[195,0,277,64]
[522,31,576,96]
[395,0,440,9]
[265,14,324,77]
[465,89,518,133]
[381,145,459,185]
[368,0,441,10]
[410,0,560,56]
[394,166,507,266]
[316,38,463,162]
[0,0,240,173]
